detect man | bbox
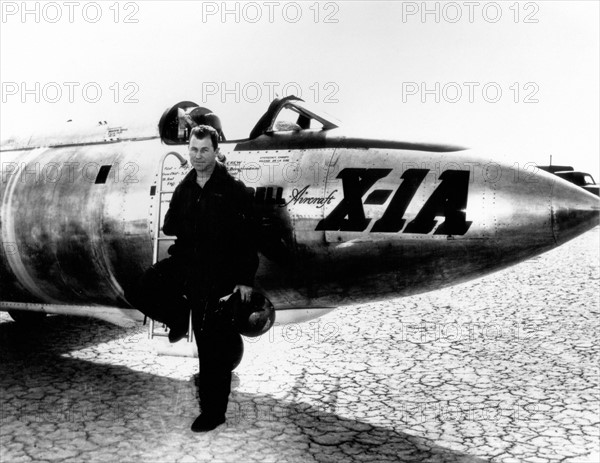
[162,125,258,432]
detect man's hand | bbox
[233,285,253,303]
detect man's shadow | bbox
[0,316,487,462]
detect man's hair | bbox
[190,125,219,150]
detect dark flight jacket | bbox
[162,162,258,295]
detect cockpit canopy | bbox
[248,95,339,138]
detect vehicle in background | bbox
[537,165,599,197]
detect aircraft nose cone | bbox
[551,178,600,245]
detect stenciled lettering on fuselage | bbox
[315,168,472,235]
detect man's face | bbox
[189,135,218,174]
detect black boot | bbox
[191,413,225,432]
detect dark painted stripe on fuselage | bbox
[232,133,467,153]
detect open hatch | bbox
[158,96,339,145]
[158,101,225,145]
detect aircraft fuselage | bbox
[1,109,598,325]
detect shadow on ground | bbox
[0,316,487,462]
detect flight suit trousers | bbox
[191,295,239,419]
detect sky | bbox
[1,0,599,177]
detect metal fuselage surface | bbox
[1,128,598,324]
